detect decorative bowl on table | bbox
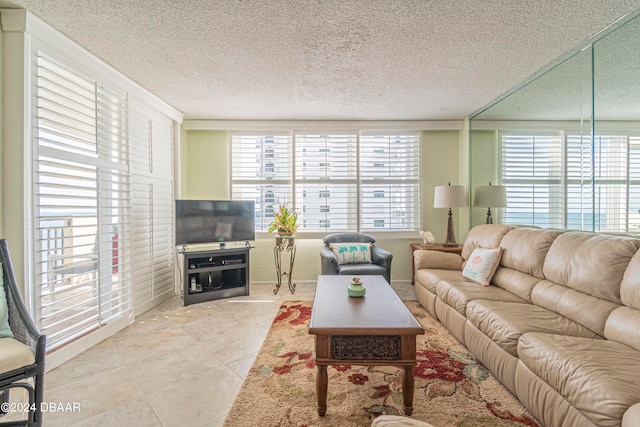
[347,277,366,297]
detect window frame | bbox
[230,130,422,237]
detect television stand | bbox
[180,246,251,306]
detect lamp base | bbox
[443,208,457,247]
[486,207,493,224]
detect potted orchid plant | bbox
[267,202,299,236]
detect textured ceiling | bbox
[1,0,640,121]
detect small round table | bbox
[274,236,296,294]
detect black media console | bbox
[180,245,251,306]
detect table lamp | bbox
[474,182,507,224]
[434,183,466,247]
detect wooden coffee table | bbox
[308,275,424,416]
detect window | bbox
[359,133,421,231]
[231,131,421,233]
[296,133,358,231]
[500,133,563,228]
[34,52,133,351]
[231,134,292,231]
[501,131,640,233]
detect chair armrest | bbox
[414,250,463,271]
[1,240,46,360]
[371,245,392,268]
[320,246,338,275]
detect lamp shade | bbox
[474,184,507,208]
[434,184,466,208]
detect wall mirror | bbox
[469,9,640,233]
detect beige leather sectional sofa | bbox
[413,224,640,427]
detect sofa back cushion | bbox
[532,280,620,336]
[499,228,563,279]
[490,228,562,302]
[542,232,640,304]
[461,224,515,261]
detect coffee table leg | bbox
[402,366,415,416]
[316,364,328,416]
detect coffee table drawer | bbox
[331,335,401,360]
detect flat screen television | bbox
[175,200,255,246]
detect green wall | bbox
[180,129,467,283]
[469,130,500,226]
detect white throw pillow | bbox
[329,242,372,265]
[462,246,503,286]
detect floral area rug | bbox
[223,300,539,427]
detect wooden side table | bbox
[410,243,463,285]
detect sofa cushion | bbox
[415,269,461,293]
[532,280,620,336]
[499,227,562,279]
[605,306,640,352]
[435,279,525,316]
[491,268,542,303]
[0,337,35,373]
[462,246,502,286]
[337,263,386,277]
[518,332,640,427]
[467,300,601,357]
[543,232,640,304]
[330,242,371,265]
[461,224,515,261]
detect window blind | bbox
[630,136,640,231]
[295,133,358,231]
[502,131,640,233]
[500,133,563,228]
[231,131,421,233]
[359,133,420,231]
[231,134,292,231]
[34,51,132,351]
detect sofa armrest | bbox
[414,250,463,271]
[622,402,640,427]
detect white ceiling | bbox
[1,0,639,121]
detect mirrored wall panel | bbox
[469,10,640,234]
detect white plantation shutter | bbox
[566,133,594,230]
[630,137,640,231]
[360,133,420,231]
[500,133,563,228]
[591,135,628,232]
[34,50,132,351]
[231,131,421,233]
[130,100,175,316]
[295,133,358,231]
[231,134,292,231]
[502,131,640,234]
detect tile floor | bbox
[37,280,416,427]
